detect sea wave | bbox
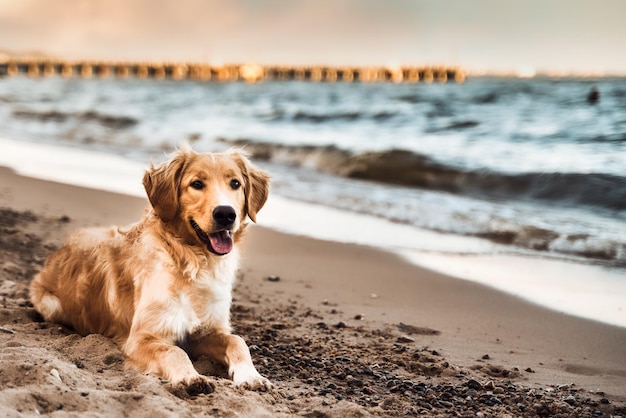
[219,138,626,213]
[472,227,625,266]
[426,120,480,132]
[259,109,399,123]
[12,108,138,129]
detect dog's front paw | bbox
[167,375,215,398]
[232,366,273,391]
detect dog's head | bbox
[143,147,270,256]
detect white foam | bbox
[1,137,624,328]
[0,138,146,197]
[257,195,499,254]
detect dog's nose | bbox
[213,205,237,228]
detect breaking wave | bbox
[472,227,625,266]
[220,138,626,213]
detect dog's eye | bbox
[230,179,241,190]
[190,180,205,190]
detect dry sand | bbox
[0,166,625,417]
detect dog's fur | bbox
[30,147,271,393]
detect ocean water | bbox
[0,75,625,326]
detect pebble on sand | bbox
[396,335,415,343]
[50,368,61,382]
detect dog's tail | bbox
[30,273,64,323]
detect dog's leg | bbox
[124,334,214,396]
[187,329,272,390]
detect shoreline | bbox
[1,165,625,403]
[1,137,625,329]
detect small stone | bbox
[525,367,535,373]
[333,321,347,329]
[370,293,378,299]
[50,369,61,381]
[484,380,495,390]
[465,389,478,398]
[0,327,15,334]
[466,379,482,390]
[266,276,280,282]
[439,400,453,408]
[354,314,364,320]
[563,395,576,405]
[482,354,490,360]
[396,335,415,343]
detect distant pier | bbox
[0,59,465,83]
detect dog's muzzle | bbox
[190,218,234,256]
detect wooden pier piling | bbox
[0,58,465,84]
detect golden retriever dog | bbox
[30,147,271,395]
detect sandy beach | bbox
[1,165,625,417]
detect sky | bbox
[0,0,625,75]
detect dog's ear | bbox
[143,152,189,223]
[232,150,270,223]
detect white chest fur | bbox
[130,251,239,343]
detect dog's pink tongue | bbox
[209,231,233,255]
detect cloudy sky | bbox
[0,0,624,75]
